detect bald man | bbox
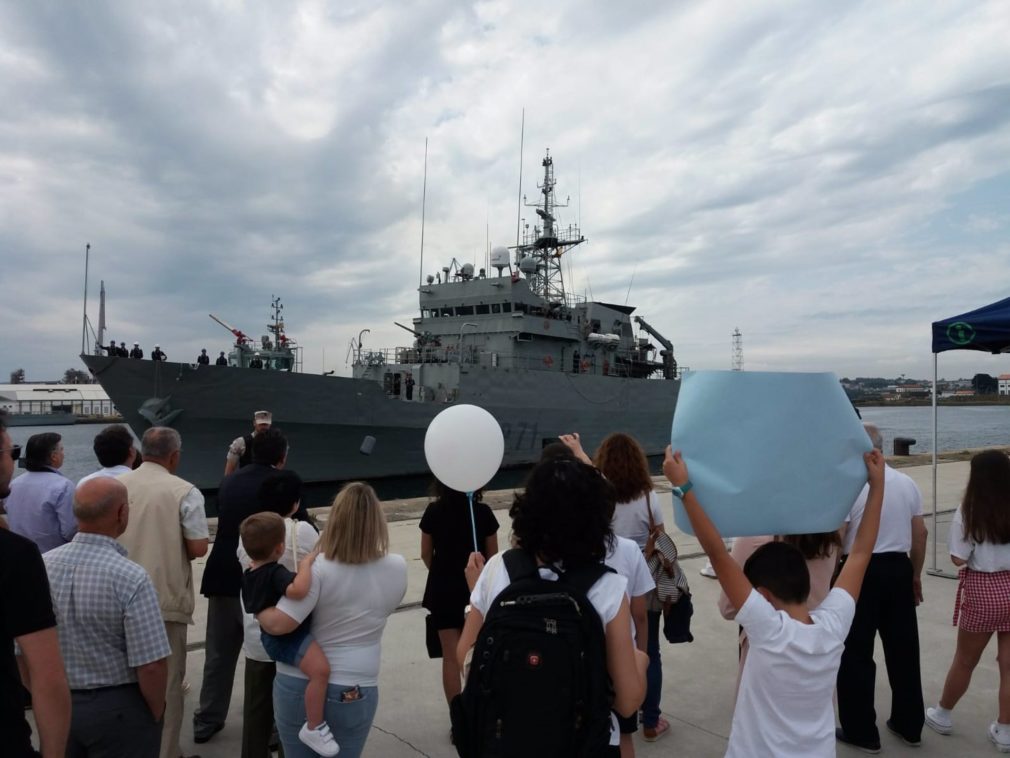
[44,478,170,757]
[119,427,208,758]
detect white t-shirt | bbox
[948,506,1010,572]
[727,588,856,758]
[237,518,320,662]
[276,553,407,686]
[843,465,922,555]
[611,492,666,549]
[79,465,132,485]
[604,536,654,600]
[470,551,629,747]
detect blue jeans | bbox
[273,673,378,758]
[642,610,663,728]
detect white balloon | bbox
[424,404,505,492]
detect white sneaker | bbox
[699,561,717,578]
[925,706,952,735]
[990,721,1010,753]
[299,721,340,756]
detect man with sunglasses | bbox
[0,413,72,757]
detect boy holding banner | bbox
[662,445,885,757]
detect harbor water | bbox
[6,404,1008,489]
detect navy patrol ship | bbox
[82,152,681,493]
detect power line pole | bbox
[732,327,743,371]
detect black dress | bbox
[420,496,499,630]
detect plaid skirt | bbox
[952,567,1010,633]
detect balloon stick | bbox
[467,491,479,553]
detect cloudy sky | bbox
[2,0,1009,382]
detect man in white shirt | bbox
[836,423,928,752]
[79,425,137,485]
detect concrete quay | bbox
[37,458,1003,756]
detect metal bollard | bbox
[893,437,916,456]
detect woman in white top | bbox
[236,470,319,758]
[926,450,1010,750]
[258,482,407,758]
[593,432,670,742]
[458,458,648,756]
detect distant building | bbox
[999,374,1010,396]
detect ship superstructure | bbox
[352,151,679,400]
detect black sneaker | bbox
[835,728,882,754]
[886,719,922,747]
[193,722,224,744]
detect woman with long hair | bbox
[926,450,1010,751]
[258,482,407,758]
[457,457,648,755]
[592,432,670,743]
[420,481,498,711]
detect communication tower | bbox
[732,328,743,371]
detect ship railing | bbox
[356,345,487,366]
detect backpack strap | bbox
[502,548,539,583]
[561,560,613,600]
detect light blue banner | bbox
[671,371,871,537]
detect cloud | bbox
[1,0,1009,384]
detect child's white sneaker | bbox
[299,721,340,756]
[924,706,952,735]
[990,721,1010,753]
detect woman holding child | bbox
[925,450,1010,751]
[258,482,407,758]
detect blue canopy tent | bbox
[928,296,1010,576]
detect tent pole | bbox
[931,354,938,573]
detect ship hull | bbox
[82,355,680,493]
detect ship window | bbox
[491,304,501,314]
[476,304,490,315]
[440,307,454,317]
[502,303,512,313]
[457,305,475,316]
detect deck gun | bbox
[394,321,441,347]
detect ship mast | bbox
[514,150,584,305]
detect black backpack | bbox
[450,549,615,757]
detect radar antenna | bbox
[513,150,585,304]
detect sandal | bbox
[643,717,670,742]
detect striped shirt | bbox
[43,533,170,690]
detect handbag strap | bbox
[645,490,656,533]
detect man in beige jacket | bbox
[119,427,209,758]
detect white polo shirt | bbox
[843,464,922,555]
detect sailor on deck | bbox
[224,410,273,477]
[197,349,210,366]
[152,345,167,361]
[130,342,144,359]
[215,351,228,366]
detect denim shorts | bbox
[261,623,313,666]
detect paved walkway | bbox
[37,458,1004,756]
